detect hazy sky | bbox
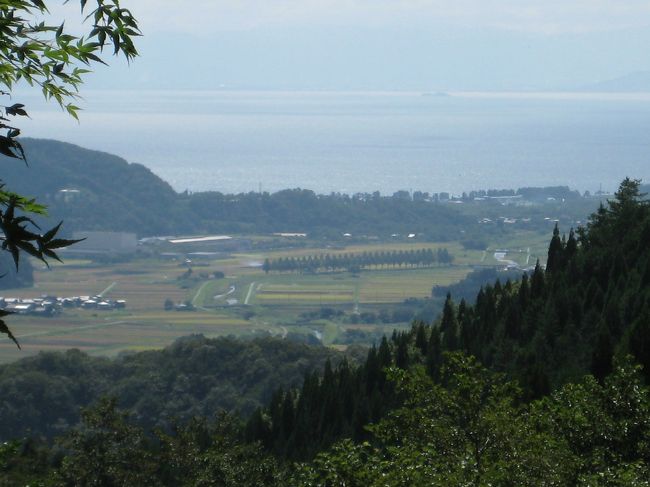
[48,2,650,91]
[129,1,650,35]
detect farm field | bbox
[0,237,546,362]
[487,231,550,267]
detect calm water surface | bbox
[19,90,650,195]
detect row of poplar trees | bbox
[262,248,453,274]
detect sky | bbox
[42,1,650,91]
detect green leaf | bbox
[66,103,80,120]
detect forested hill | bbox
[4,138,600,239]
[2,180,650,484]
[245,178,650,459]
[5,139,474,239]
[0,335,351,441]
[3,139,181,236]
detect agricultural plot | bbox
[191,280,235,308]
[0,236,545,362]
[237,265,470,307]
[255,283,355,304]
[481,231,550,268]
[0,258,256,363]
[236,275,354,308]
[357,268,470,303]
[0,312,254,364]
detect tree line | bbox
[6,140,608,241]
[1,352,647,485]
[0,335,349,442]
[245,178,650,459]
[262,248,453,274]
[1,179,650,485]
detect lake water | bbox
[18,90,650,195]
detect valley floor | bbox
[0,233,549,363]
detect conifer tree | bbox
[414,322,427,355]
[546,223,563,273]
[591,320,614,383]
[426,327,443,379]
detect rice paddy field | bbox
[0,236,547,363]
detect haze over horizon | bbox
[13,2,650,197]
[43,1,650,92]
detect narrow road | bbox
[244,282,257,305]
[213,285,236,300]
[98,282,117,298]
[191,281,213,311]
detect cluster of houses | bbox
[0,295,126,317]
[479,217,534,225]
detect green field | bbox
[0,237,546,362]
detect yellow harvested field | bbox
[0,234,542,362]
[256,293,353,303]
[254,282,354,303]
[358,268,470,303]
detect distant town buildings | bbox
[0,295,126,316]
[56,188,81,203]
[144,235,250,253]
[168,235,233,244]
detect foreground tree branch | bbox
[0,0,140,347]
